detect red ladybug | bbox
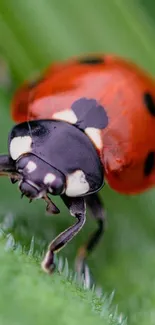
[0,54,155,277]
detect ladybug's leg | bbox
[41,196,86,274]
[75,193,105,281]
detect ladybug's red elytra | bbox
[0,53,155,278]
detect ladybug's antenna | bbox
[26,81,34,141]
[27,120,33,140]
[25,71,42,141]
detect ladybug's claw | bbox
[82,263,94,289]
[44,194,60,214]
[10,177,18,184]
[41,250,55,274]
[21,193,24,199]
[75,246,94,288]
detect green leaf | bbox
[0,234,125,325]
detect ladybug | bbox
[0,54,155,277]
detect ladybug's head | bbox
[0,120,103,212]
[0,136,65,214]
[13,153,65,213]
[15,154,65,198]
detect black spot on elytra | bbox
[71,98,108,130]
[144,152,155,176]
[78,56,104,65]
[27,76,44,90]
[144,93,155,116]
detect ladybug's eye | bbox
[144,152,155,176]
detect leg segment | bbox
[75,193,105,276]
[41,196,86,274]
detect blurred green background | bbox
[0,1,155,324]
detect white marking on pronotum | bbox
[53,110,77,124]
[44,173,56,185]
[10,136,32,160]
[26,161,37,173]
[85,127,103,150]
[65,170,89,197]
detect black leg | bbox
[41,196,86,274]
[75,193,105,278]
